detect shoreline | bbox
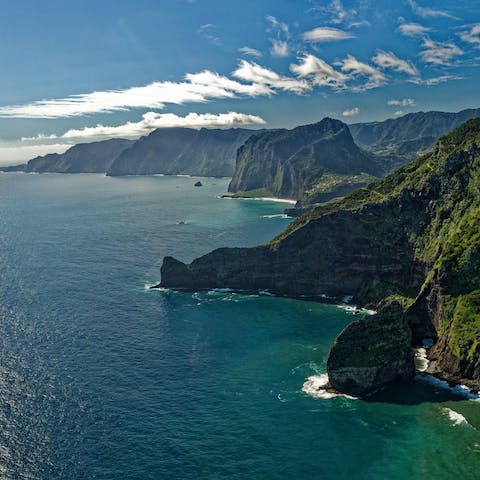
[220,194,297,204]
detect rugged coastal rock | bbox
[327,301,415,396]
[160,118,480,394]
[107,128,254,177]
[228,118,378,203]
[21,139,134,173]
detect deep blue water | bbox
[0,173,479,479]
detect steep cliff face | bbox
[228,118,377,201]
[107,128,254,177]
[327,301,415,396]
[349,107,480,160]
[160,118,480,393]
[24,139,134,173]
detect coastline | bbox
[220,194,297,204]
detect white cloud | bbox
[420,38,463,65]
[372,50,418,75]
[409,74,462,85]
[0,61,308,118]
[198,23,221,45]
[387,98,415,107]
[303,26,354,42]
[459,24,480,47]
[393,110,404,117]
[313,0,357,25]
[338,55,386,90]
[233,60,310,94]
[266,15,289,35]
[398,22,430,37]
[290,54,348,89]
[270,40,290,57]
[21,111,267,143]
[407,0,457,19]
[266,15,291,57]
[238,46,263,58]
[342,107,360,117]
[0,143,73,166]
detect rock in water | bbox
[327,301,415,396]
[194,181,203,187]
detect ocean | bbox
[0,173,479,479]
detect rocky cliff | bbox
[160,118,480,396]
[106,128,254,177]
[21,139,134,173]
[228,118,378,202]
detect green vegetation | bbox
[279,117,480,372]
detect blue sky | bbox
[1,0,479,164]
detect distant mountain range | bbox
[349,108,480,159]
[4,139,134,174]
[3,109,480,200]
[106,127,254,177]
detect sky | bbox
[1,0,480,165]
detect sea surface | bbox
[0,173,479,479]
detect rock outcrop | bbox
[160,118,480,394]
[327,301,415,396]
[107,128,255,177]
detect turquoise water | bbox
[0,173,479,479]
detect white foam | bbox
[258,289,274,296]
[443,407,468,426]
[414,347,429,372]
[222,196,297,204]
[145,284,168,291]
[262,214,291,219]
[302,374,356,400]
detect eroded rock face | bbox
[327,302,415,396]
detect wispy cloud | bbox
[21,111,267,143]
[342,107,360,117]
[233,60,310,94]
[393,110,404,116]
[409,74,463,85]
[338,55,386,90]
[459,24,480,47]
[0,63,299,118]
[266,15,289,35]
[407,0,457,19]
[198,23,221,46]
[270,40,290,58]
[398,22,430,37]
[290,54,348,89]
[387,98,415,107]
[420,38,463,65]
[372,50,418,75]
[266,15,291,57]
[312,0,357,25]
[303,26,354,42]
[238,46,263,58]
